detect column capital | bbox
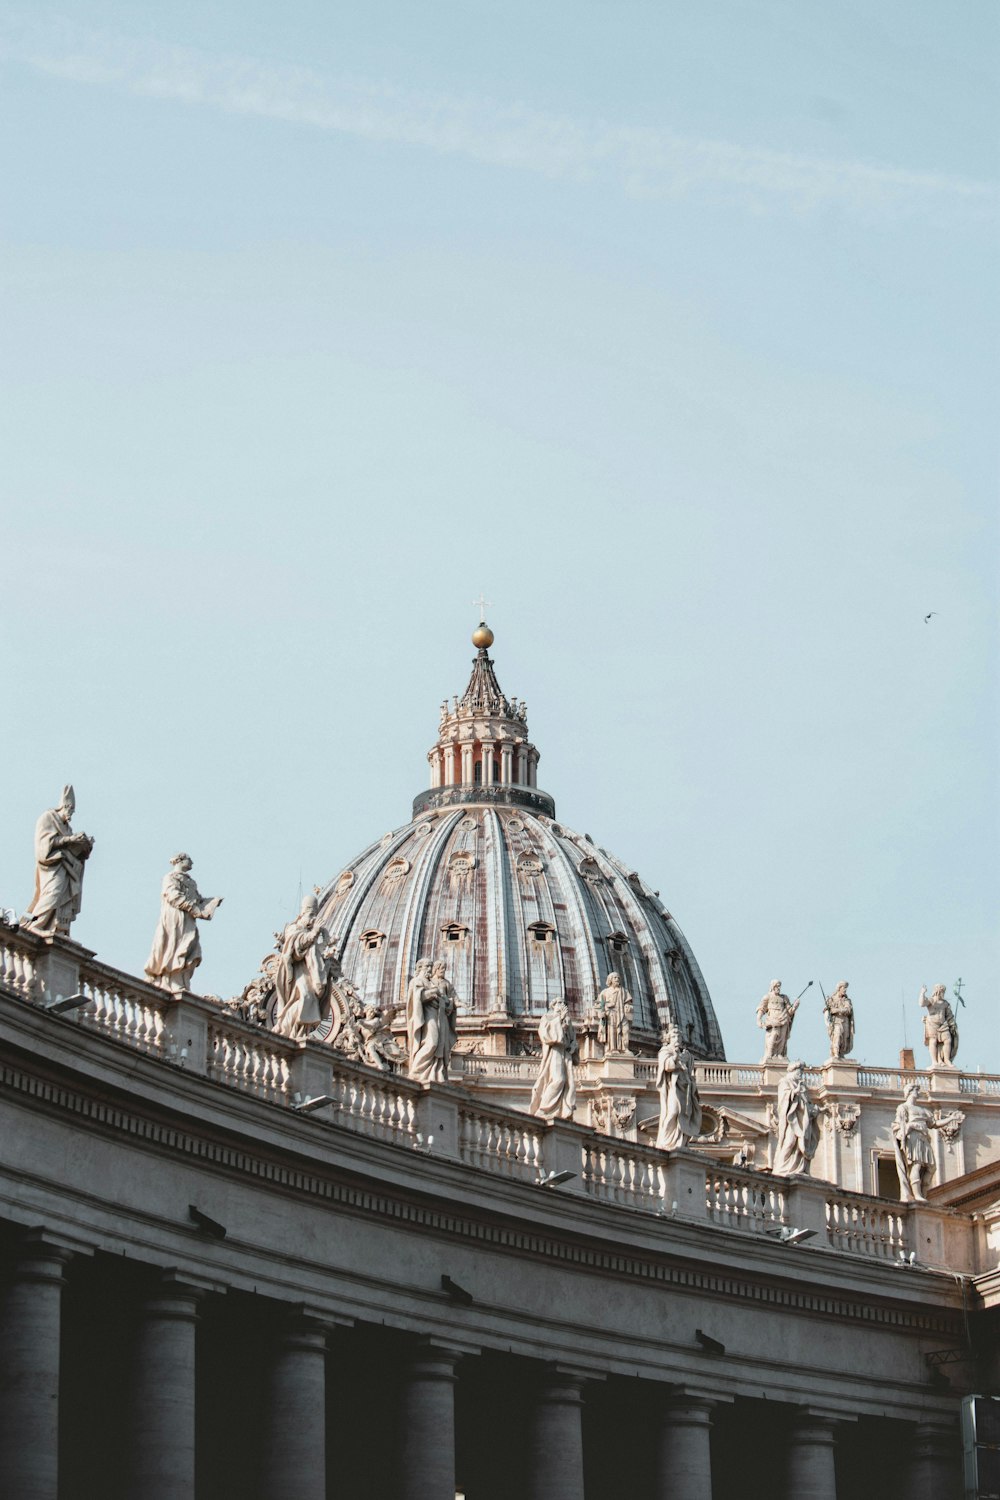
[9,1225,92,1279]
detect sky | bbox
[1,2,997,1070]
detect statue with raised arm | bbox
[823,981,855,1059]
[359,1004,405,1072]
[756,980,799,1061]
[772,1061,819,1176]
[23,786,94,937]
[529,999,578,1121]
[598,972,632,1055]
[655,1025,703,1150]
[272,894,339,1040]
[920,984,959,1066]
[891,1083,939,1201]
[145,854,222,994]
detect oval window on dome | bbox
[517,852,543,880]
[578,856,603,884]
[381,857,410,888]
[333,870,354,898]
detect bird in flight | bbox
[924,612,938,623]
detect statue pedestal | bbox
[819,1058,859,1090]
[33,934,95,1006]
[927,1065,962,1098]
[600,1055,639,1082]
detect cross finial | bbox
[472,593,491,623]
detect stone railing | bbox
[959,1073,1000,1096]
[705,1165,787,1231]
[207,1015,293,1104]
[455,1055,539,1082]
[77,958,172,1059]
[825,1193,908,1259]
[0,935,979,1270]
[0,925,39,1002]
[581,1136,666,1210]
[458,1101,543,1180]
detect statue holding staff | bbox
[756,980,802,1061]
[823,981,855,1059]
[921,984,959,1066]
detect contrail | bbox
[1,16,995,224]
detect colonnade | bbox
[0,1227,961,1500]
[429,741,538,789]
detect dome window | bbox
[578,856,603,884]
[606,930,630,955]
[442,922,469,943]
[517,852,543,880]
[359,929,386,951]
[334,871,354,897]
[529,921,556,944]
[381,857,411,888]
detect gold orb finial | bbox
[472,621,494,649]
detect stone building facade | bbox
[0,624,996,1499]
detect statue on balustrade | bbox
[823,981,855,1059]
[771,1061,819,1176]
[405,958,458,1084]
[529,999,579,1121]
[359,1004,405,1072]
[597,972,633,1055]
[891,1084,940,1202]
[920,984,959,1066]
[756,980,799,1061]
[145,854,223,994]
[655,1025,703,1150]
[23,786,94,938]
[272,893,340,1040]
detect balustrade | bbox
[330,1063,418,1145]
[73,959,173,1056]
[581,1137,665,1210]
[825,1194,908,1259]
[459,1105,542,1178]
[207,1020,292,1102]
[0,929,38,1001]
[705,1167,786,1231]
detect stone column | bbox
[397,1343,461,1500]
[260,1310,328,1500]
[445,745,456,786]
[516,747,527,785]
[124,1271,203,1500]
[483,742,494,785]
[0,1232,74,1500]
[909,1420,959,1500]
[501,744,513,784]
[461,744,473,785]
[525,1368,586,1500]
[654,1392,715,1500]
[785,1410,839,1500]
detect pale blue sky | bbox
[1,3,997,1067]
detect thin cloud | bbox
[1,16,995,223]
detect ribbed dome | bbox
[317,805,725,1059]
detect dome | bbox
[310,623,725,1059]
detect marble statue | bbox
[891,1084,938,1202]
[405,959,458,1084]
[24,786,94,937]
[654,1025,703,1150]
[272,894,339,1039]
[359,1004,405,1071]
[529,999,578,1121]
[771,1061,819,1176]
[921,984,959,1066]
[598,972,632,1055]
[823,981,855,1059]
[756,980,799,1061]
[145,854,222,994]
